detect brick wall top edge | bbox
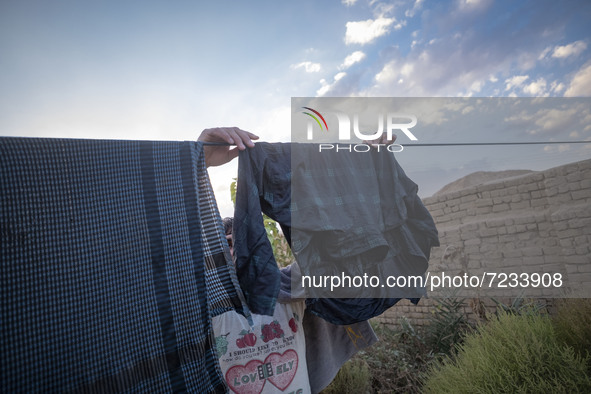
[423,158,591,206]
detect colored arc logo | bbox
[302,107,329,132]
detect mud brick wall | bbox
[375,159,591,327]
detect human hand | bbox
[198,127,259,167]
[362,133,397,147]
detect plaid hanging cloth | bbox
[0,137,249,393]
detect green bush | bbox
[230,179,294,267]
[323,296,471,393]
[338,319,436,393]
[321,358,372,394]
[422,311,591,393]
[491,295,547,316]
[425,296,471,356]
[553,298,591,364]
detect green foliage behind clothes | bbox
[425,296,470,356]
[321,358,372,394]
[553,298,591,366]
[422,311,591,393]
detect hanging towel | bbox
[0,137,249,393]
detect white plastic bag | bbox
[213,301,310,394]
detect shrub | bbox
[491,295,547,316]
[553,298,591,365]
[425,295,471,356]
[323,296,472,393]
[321,358,372,394]
[422,311,591,393]
[329,319,435,393]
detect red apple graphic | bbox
[289,317,297,333]
[243,332,257,347]
[236,337,246,348]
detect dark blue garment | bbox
[233,143,292,315]
[0,137,248,393]
[233,143,439,324]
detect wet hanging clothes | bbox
[0,137,249,393]
[233,142,439,324]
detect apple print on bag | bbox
[236,329,257,348]
[213,302,311,393]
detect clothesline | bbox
[202,141,590,147]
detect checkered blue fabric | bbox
[0,137,248,393]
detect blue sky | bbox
[1,0,590,216]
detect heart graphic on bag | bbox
[225,359,265,394]
[224,350,299,393]
[265,350,298,391]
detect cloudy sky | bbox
[1,0,590,216]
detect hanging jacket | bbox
[233,142,439,324]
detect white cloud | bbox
[340,51,366,70]
[515,51,540,71]
[518,105,588,137]
[504,75,529,91]
[400,63,414,78]
[457,0,492,12]
[365,31,557,98]
[564,62,591,96]
[405,0,424,17]
[374,62,397,84]
[317,72,347,96]
[538,46,552,60]
[334,72,346,81]
[373,2,395,18]
[550,80,565,94]
[552,40,587,59]
[522,78,547,96]
[462,105,474,114]
[317,80,330,96]
[394,20,407,30]
[344,17,395,45]
[342,0,357,6]
[291,61,322,73]
[342,2,587,100]
[469,80,483,93]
